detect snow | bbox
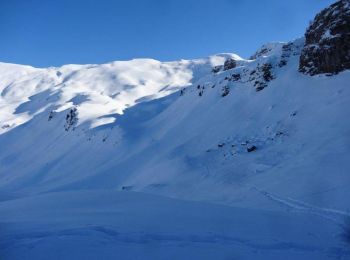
[0,56,222,133]
[0,190,348,260]
[0,37,350,259]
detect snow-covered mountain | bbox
[1,1,350,259]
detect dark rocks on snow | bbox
[279,42,298,67]
[212,65,223,73]
[64,107,78,131]
[197,85,205,96]
[255,84,266,92]
[279,43,293,67]
[48,111,55,121]
[221,86,230,97]
[261,63,274,82]
[223,59,236,71]
[252,63,275,92]
[299,0,350,75]
[122,185,133,191]
[247,145,257,153]
[225,73,241,82]
[231,73,241,81]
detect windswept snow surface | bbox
[0,40,350,259]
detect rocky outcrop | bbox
[64,107,78,131]
[249,62,275,92]
[223,58,236,71]
[299,0,350,75]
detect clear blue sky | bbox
[0,0,334,67]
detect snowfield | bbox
[0,190,349,260]
[1,6,350,257]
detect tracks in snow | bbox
[252,187,350,225]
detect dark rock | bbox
[299,0,350,75]
[122,185,133,191]
[261,63,274,82]
[221,86,230,97]
[212,65,222,73]
[247,145,257,153]
[290,111,298,117]
[251,63,274,92]
[64,107,78,131]
[223,59,236,71]
[231,73,241,81]
[278,40,304,68]
[48,111,55,121]
[255,85,265,92]
[275,131,284,136]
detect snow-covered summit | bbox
[249,42,285,60]
[0,54,241,132]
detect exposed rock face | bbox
[248,62,275,92]
[223,58,236,71]
[64,107,78,131]
[299,0,350,75]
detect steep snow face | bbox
[249,42,285,60]
[0,54,239,132]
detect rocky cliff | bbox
[299,0,350,75]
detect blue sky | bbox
[0,0,334,67]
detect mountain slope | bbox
[0,1,350,259]
[1,38,349,210]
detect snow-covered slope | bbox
[0,54,239,133]
[1,1,350,259]
[1,37,349,209]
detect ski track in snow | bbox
[253,187,350,224]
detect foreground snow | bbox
[0,190,349,260]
